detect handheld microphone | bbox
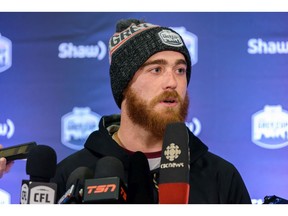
[158,122,190,204]
[20,145,57,204]
[127,151,154,204]
[82,156,128,204]
[58,166,93,204]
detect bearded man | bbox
[52,18,251,204]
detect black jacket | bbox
[52,114,251,204]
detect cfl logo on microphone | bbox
[20,180,57,204]
[20,182,29,204]
[30,186,55,204]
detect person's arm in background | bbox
[0,144,14,178]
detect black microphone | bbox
[58,166,93,204]
[20,145,57,204]
[127,151,154,204]
[82,156,128,204]
[158,122,190,204]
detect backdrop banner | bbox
[0,12,288,204]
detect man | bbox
[0,144,14,179]
[52,18,251,204]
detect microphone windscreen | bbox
[94,156,125,180]
[128,151,154,204]
[66,167,94,191]
[82,156,127,203]
[158,122,190,204]
[26,145,57,182]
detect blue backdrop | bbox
[0,12,288,204]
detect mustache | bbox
[150,91,182,106]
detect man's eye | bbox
[177,68,187,74]
[151,67,161,73]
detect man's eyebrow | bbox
[175,59,187,66]
[140,58,187,68]
[140,59,167,68]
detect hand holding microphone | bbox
[0,144,14,178]
[20,144,57,204]
[0,142,36,178]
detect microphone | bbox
[127,151,154,204]
[82,156,128,204]
[20,145,57,204]
[58,166,93,204]
[158,122,190,204]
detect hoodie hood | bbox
[84,114,208,169]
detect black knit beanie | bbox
[109,19,191,108]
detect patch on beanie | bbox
[158,29,184,47]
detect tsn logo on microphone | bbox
[160,143,184,169]
[82,177,127,203]
[87,184,117,194]
[86,184,127,201]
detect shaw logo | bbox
[185,117,201,136]
[0,188,11,204]
[0,118,15,139]
[248,38,288,54]
[58,41,107,60]
[87,184,116,194]
[252,105,288,149]
[171,27,198,65]
[61,107,101,150]
[0,34,12,73]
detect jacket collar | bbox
[84,114,208,169]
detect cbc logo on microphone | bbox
[164,143,181,162]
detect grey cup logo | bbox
[252,105,288,149]
[164,143,181,162]
[158,30,184,47]
[0,34,12,73]
[171,27,198,66]
[61,107,101,150]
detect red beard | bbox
[124,88,189,139]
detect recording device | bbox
[127,151,154,204]
[20,145,57,204]
[158,122,190,204]
[0,142,37,163]
[58,167,93,204]
[82,156,128,204]
[263,195,288,204]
